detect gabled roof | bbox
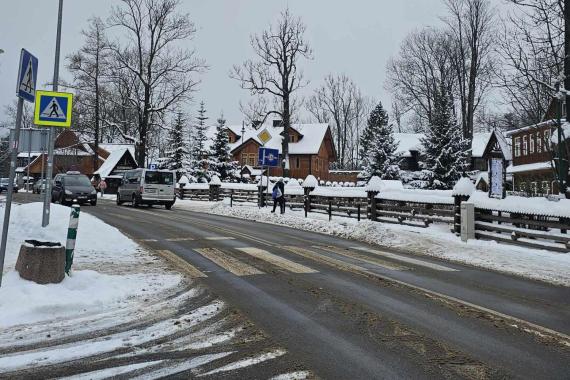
[94,148,136,178]
[471,133,492,158]
[393,133,423,157]
[226,122,333,156]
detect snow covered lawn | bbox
[175,199,570,287]
[0,202,182,328]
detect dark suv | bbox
[52,172,97,206]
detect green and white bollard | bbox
[65,205,80,275]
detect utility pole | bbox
[42,0,64,227]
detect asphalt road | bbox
[19,195,570,379]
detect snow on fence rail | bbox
[469,192,570,252]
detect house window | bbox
[544,129,551,150]
[542,181,550,195]
[241,153,256,166]
[290,134,297,143]
[514,137,521,157]
[522,135,528,155]
[536,132,542,153]
[530,134,535,154]
[295,157,300,169]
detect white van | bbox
[116,169,176,209]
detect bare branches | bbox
[231,8,312,175]
[108,0,206,166]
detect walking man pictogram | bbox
[49,100,59,117]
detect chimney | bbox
[272,119,283,128]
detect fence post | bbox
[460,201,475,242]
[230,193,233,207]
[357,203,361,222]
[209,184,221,201]
[453,194,469,234]
[179,183,185,200]
[303,186,314,218]
[367,190,379,221]
[328,199,332,221]
[258,181,267,208]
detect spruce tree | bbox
[159,112,190,180]
[188,101,212,182]
[359,101,400,180]
[420,85,470,189]
[210,113,239,181]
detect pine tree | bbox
[158,112,190,179]
[210,113,239,181]
[420,85,470,189]
[359,101,400,180]
[188,101,214,182]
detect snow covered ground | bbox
[174,199,570,287]
[0,202,181,328]
[0,202,305,378]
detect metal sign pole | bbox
[0,98,24,286]
[26,129,32,193]
[42,0,64,227]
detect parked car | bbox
[33,179,49,194]
[0,178,18,193]
[51,171,97,206]
[117,169,175,209]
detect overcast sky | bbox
[0,0,455,126]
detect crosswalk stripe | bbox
[155,250,207,278]
[314,246,407,271]
[352,247,458,272]
[237,247,318,274]
[281,246,371,275]
[204,236,235,241]
[195,248,264,276]
[166,237,195,242]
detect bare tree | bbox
[444,0,496,139]
[386,28,456,128]
[497,0,563,123]
[67,17,111,170]
[231,8,312,176]
[307,74,365,168]
[108,0,206,167]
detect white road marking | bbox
[314,246,407,271]
[205,236,235,241]
[156,250,207,278]
[138,239,158,242]
[195,248,264,276]
[237,247,318,274]
[166,237,195,242]
[352,247,458,272]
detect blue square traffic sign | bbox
[258,147,280,167]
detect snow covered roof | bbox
[94,148,134,178]
[471,133,492,158]
[452,177,475,196]
[100,143,135,157]
[393,133,423,157]
[507,161,552,174]
[469,191,570,218]
[505,119,559,136]
[227,122,331,155]
[17,152,42,159]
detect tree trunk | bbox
[282,93,291,177]
[93,51,100,173]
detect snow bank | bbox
[0,202,181,328]
[452,177,475,197]
[185,183,209,190]
[469,191,570,218]
[209,175,222,186]
[365,176,404,192]
[377,189,454,204]
[221,183,257,191]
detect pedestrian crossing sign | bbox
[16,49,38,102]
[33,90,73,127]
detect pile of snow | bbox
[469,191,570,218]
[452,177,475,197]
[285,178,304,196]
[221,182,257,191]
[209,175,222,186]
[365,176,404,193]
[185,183,209,190]
[303,175,319,188]
[178,175,190,185]
[0,202,181,328]
[378,189,454,204]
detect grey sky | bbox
[0,0,451,125]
